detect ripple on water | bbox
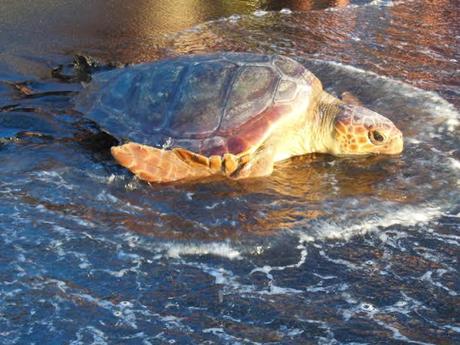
[0,0,459,344]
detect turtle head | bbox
[327,103,403,156]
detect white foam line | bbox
[162,242,241,260]
[449,158,460,170]
[43,278,139,329]
[326,0,398,11]
[195,264,254,294]
[195,262,302,296]
[420,270,458,296]
[253,10,268,17]
[205,0,396,28]
[70,326,108,345]
[432,233,460,246]
[250,241,307,275]
[373,320,436,345]
[296,318,336,344]
[31,170,74,190]
[203,327,264,345]
[319,250,360,270]
[41,278,195,334]
[280,8,292,14]
[249,238,308,294]
[299,205,443,241]
[35,204,97,229]
[443,325,460,333]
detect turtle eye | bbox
[369,130,386,144]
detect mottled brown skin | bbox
[323,95,404,156]
[111,89,403,184]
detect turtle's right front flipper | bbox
[111,143,218,183]
[111,142,275,183]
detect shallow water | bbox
[0,1,459,344]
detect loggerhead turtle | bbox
[76,53,403,183]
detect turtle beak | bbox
[386,128,404,155]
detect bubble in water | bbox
[253,10,268,17]
[228,14,240,23]
[120,301,133,307]
[360,303,376,312]
[395,300,408,307]
[162,136,173,149]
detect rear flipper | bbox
[111,142,275,183]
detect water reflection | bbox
[1,0,364,64]
[265,0,350,11]
[0,1,459,343]
[383,0,459,92]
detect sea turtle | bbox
[76,53,403,183]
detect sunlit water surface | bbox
[0,1,459,344]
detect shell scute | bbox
[167,61,236,138]
[274,56,305,78]
[99,71,137,112]
[275,79,299,103]
[91,62,185,138]
[220,66,279,132]
[223,53,271,63]
[132,63,184,128]
[225,104,291,155]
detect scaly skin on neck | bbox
[306,91,341,154]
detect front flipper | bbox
[111,143,216,183]
[111,142,276,183]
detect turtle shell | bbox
[76,53,320,156]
